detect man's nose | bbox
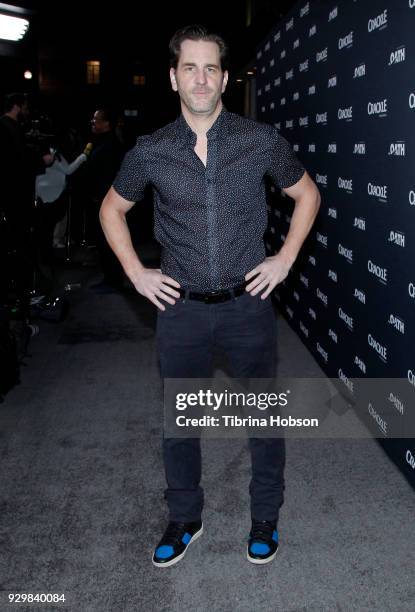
[195,69,208,85]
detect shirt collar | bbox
[175,105,229,145]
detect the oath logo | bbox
[316,112,328,125]
[328,143,337,153]
[316,174,328,187]
[338,106,352,121]
[354,288,366,304]
[309,143,316,152]
[299,116,309,127]
[265,41,270,52]
[353,142,366,154]
[308,307,316,320]
[286,17,294,31]
[293,91,300,101]
[316,48,328,63]
[280,97,286,106]
[316,288,328,306]
[354,356,366,374]
[300,2,310,17]
[368,99,387,117]
[316,232,328,247]
[353,63,366,78]
[308,255,316,266]
[368,9,388,32]
[338,307,353,330]
[265,83,270,92]
[388,230,405,247]
[368,333,387,363]
[300,274,309,288]
[300,321,309,337]
[285,305,293,319]
[299,59,309,72]
[280,49,286,59]
[269,58,275,67]
[368,260,387,284]
[388,392,404,415]
[338,243,353,263]
[328,269,337,283]
[309,25,317,37]
[274,77,281,87]
[308,84,316,95]
[388,46,405,66]
[286,68,293,80]
[388,141,405,156]
[368,403,387,436]
[338,369,354,394]
[328,6,338,21]
[368,182,387,202]
[293,39,300,50]
[269,102,275,110]
[353,217,366,231]
[274,31,281,43]
[316,342,328,363]
[338,177,353,193]
[338,31,353,50]
[388,314,405,334]
[285,119,293,129]
[256,50,262,60]
[328,207,337,218]
[328,329,338,343]
[293,291,299,302]
[328,75,337,88]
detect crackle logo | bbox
[368,334,387,363]
[368,403,387,436]
[367,99,387,117]
[367,182,387,202]
[338,31,353,50]
[368,9,388,32]
[368,259,387,284]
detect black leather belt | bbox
[178,281,248,304]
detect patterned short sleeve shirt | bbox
[113,107,305,291]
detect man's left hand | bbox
[245,253,293,299]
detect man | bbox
[100,25,321,566]
[86,108,124,292]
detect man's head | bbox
[91,108,115,135]
[4,93,29,120]
[168,25,229,117]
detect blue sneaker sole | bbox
[246,545,279,564]
[152,524,203,568]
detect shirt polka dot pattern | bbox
[113,107,305,291]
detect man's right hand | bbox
[132,267,181,311]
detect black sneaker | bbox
[152,520,203,567]
[247,519,279,564]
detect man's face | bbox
[170,39,228,116]
[91,111,109,134]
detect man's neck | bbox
[181,101,223,138]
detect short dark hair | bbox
[4,92,27,113]
[169,25,229,71]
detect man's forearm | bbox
[278,191,321,267]
[99,208,144,280]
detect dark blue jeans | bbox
[156,289,286,524]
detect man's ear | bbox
[170,68,178,91]
[222,70,229,93]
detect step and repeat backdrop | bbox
[255,0,415,486]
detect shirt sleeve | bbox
[112,138,149,202]
[266,129,306,189]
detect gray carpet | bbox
[1,278,414,612]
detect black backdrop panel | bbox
[255,0,415,486]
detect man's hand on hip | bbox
[132,267,181,311]
[245,253,293,299]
